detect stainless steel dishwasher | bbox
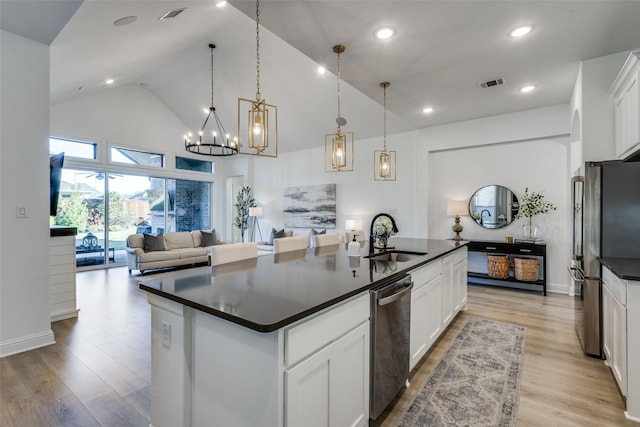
[370,274,413,420]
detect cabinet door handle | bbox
[486,246,497,250]
[519,249,532,253]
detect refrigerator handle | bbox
[567,267,584,283]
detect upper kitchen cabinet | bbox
[609,51,640,160]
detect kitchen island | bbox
[139,238,467,427]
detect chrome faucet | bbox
[480,209,491,225]
[369,213,399,254]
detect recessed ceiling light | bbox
[509,25,533,38]
[105,78,114,85]
[520,85,536,93]
[113,16,137,27]
[216,1,227,8]
[375,27,395,40]
[422,107,434,114]
[317,66,326,75]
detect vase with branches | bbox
[514,187,556,239]
[233,186,257,242]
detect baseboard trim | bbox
[51,309,80,322]
[625,411,640,423]
[0,329,55,358]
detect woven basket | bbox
[487,255,510,279]
[514,258,539,281]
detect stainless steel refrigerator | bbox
[572,160,640,357]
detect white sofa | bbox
[126,231,228,274]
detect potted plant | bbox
[514,187,556,239]
[233,186,257,242]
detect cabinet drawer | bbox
[448,246,468,264]
[410,259,442,289]
[285,293,369,368]
[603,266,627,306]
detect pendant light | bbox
[325,44,354,172]
[184,44,238,157]
[374,82,396,181]
[237,0,278,158]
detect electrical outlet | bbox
[162,322,171,349]
[16,204,29,218]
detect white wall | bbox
[247,130,425,242]
[0,30,54,356]
[427,138,570,294]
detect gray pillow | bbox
[310,229,326,247]
[143,233,166,252]
[268,228,285,245]
[201,229,218,247]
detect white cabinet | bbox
[285,322,369,427]
[409,259,442,370]
[610,51,640,159]
[602,266,627,396]
[409,247,468,371]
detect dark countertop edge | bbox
[139,242,468,333]
[50,226,77,237]
[599,257,640,281]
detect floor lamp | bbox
[249,207,263,242]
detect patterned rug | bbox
[395,317,526,427]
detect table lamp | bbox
[446,200,468,241]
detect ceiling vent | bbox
[479,77,506,88]
[159,8,187,20]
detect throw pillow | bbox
[268,228,286,245]
[310,229,326,247]
[201,229,218,247]
[143,233,166,252]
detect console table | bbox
[467,240,547,295]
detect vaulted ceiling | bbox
[3,1,640,153]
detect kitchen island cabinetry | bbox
[409,246,468,371]
[140,238,467,427]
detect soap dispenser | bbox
[348,234,361,257]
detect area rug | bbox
[395,317,526,427]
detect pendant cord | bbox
[210,45,215,108]
[255,0,261,102]
[383,84,387,151]
[337,50,341,133]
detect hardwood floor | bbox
[0,267,633,426]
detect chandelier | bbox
[184,44,238,157]
[374,82,396,181]
[325,44,354,172]
[237,0,278,158]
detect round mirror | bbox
[468,185,519,229]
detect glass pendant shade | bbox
[325,44,354,172]
[374,82,396,181]
[237,0,278,158]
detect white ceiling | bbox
[3,1,640,153]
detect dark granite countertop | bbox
[139,238,467,333]
[50,226,77,237]
[599,257,640,281]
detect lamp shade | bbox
[249,206,263,217]
[345,219,362,230]
[446,200,468,217]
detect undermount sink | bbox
[365,250,427,262]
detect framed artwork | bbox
[283,184,336,228]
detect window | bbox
[50,137,97,159]
[176,156,214,173]
[111,146,164,167]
